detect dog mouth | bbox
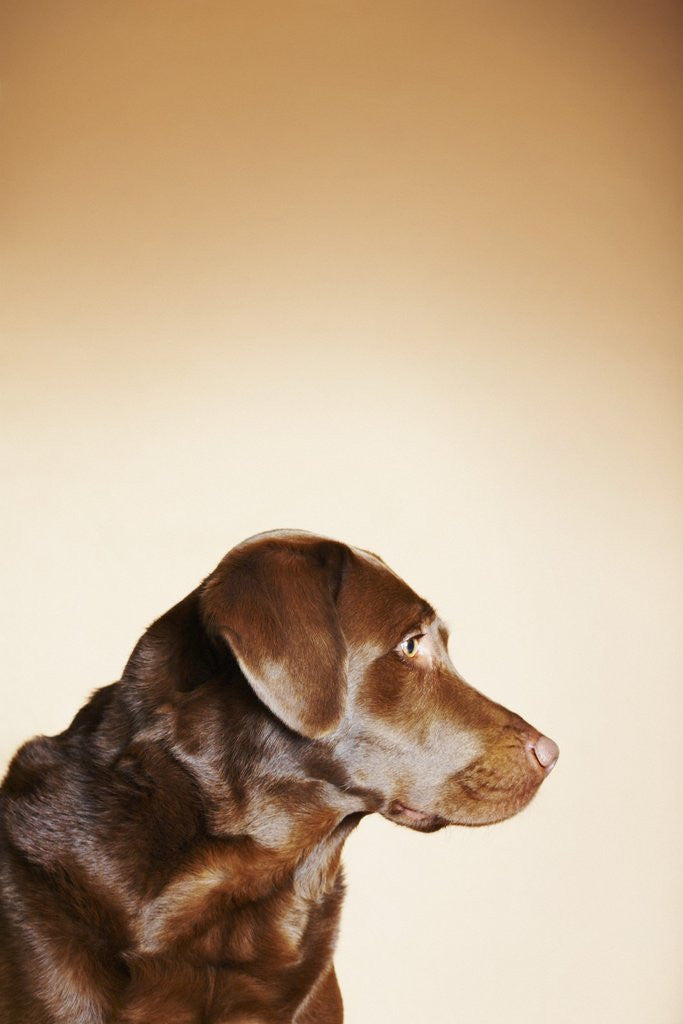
[386,800,450,833]
[385,776,541,831]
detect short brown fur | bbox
[0,530,557,1022]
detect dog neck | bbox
[119,686,364,962]
[115,590,368,963]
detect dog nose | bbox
[530,735,559,772]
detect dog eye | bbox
[400,635,422,658]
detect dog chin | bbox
[384,801,450,833]
[448,787,541,827]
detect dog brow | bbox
[389,601,436,639]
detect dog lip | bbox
[387,800,450,833]
[390,800,434,824]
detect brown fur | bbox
[0,530,558,1022]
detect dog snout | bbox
[528,734,560,773]
[502,713,559,775]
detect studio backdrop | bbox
[1,3,681,1022]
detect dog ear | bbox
[200,533,349,738]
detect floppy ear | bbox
[200,533,349,738]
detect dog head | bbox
[201,530,558,831]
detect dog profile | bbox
[0,530,558,1022]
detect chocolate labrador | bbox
[0,530,558,1023]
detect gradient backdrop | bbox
[1,3,681,1022]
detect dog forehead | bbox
[222,531,433,645]
[341,546,434,645]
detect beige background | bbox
[1,2,681,1022]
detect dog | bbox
[0,529,558,1023]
